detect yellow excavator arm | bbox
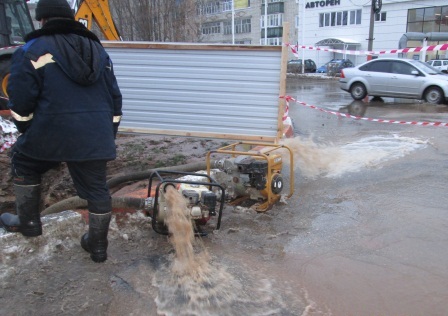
[74,0,121,41]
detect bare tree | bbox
[110,0,134,40]
[107,0,201,42]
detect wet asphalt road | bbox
[280,76,448,315]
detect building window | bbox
[224,18,251,35]
[260,37,281,45]
[198,0,251,14]
[319,9,360,27]
[222,0,232,12]
[342,11,348,25]
[407,5,448,32]
[331,12,336,26]
[236,18,251,33]
[198,2,221,15]
[223,21,231,34]
[261,13,284,28]
[261,26,282,38]
[235,40,252,44]
[350,9,361,25]
[202,22,221,35]
[375,12,386,22]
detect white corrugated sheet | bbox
[104,42,284,142]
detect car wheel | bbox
[423,86,444,104]
[350,82,367,100]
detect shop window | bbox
[408,8,424,23]
[407,5,448,32]
[336,12,342,25]
[324,13,330,26]
[423,20,438,32]
[356,9,361,24]
[350,9,362,25]
[407,21,423,32]
[343,11,348,25]
[331,12,336,26]
[319,9,360,28]
[423,7,441,21]
[350,10,355,24]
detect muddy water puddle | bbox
[153,186,308,315]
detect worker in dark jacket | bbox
[0,0,122,263]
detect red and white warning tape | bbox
[282,103,289,121]
[281,96,448,127]
[0,44,23,51]
[286,43,448,57]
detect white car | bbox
[427,59,448,73]
[340,58,448,105]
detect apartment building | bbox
[197,0,448,66]
[198,0,298,45]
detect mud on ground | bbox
[0,131,228,215]
[0,127,308,315]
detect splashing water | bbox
[281,135,341,178]
[281,134,427,178]
[164,186,211,280]
[155,186,306,315]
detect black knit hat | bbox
[35,0,74,21]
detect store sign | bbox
[306,0,341,9]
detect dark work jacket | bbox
[7,19,122,162]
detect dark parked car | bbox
[317,59,355,74]
[340,58,448,104]
[287,59,316,74]
[316,59,337,73]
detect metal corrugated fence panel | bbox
[104,43,283,141]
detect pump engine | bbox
[145,170,225,236]
[213,155,284,202]
[206,141,294,212]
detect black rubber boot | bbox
[0,184,42,237]
[81,201,112,263]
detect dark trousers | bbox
[10,148,111,213]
